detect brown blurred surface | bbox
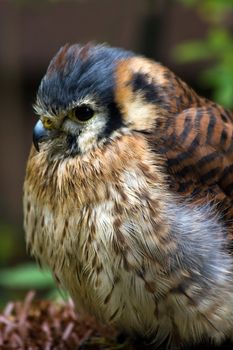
[1,292,233,350]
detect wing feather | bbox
[153,104,233,222]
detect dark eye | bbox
[74,105,94,122]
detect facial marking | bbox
[33,44,135,156]
[66,134,80,156]
[77,113,109,153]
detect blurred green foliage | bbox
[0,223,60,307]
[0,262,64,308]
[0,263,54,289]
[0,224,18,264]
[174,0,233,109]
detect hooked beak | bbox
[33,120,52,151]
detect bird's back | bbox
[132,63,233,237]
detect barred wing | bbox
[156,105,233,223]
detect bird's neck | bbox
[25,132,167,209]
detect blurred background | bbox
[0,0,232,306]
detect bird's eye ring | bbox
[74,105,94,122]
[42,117,53,129]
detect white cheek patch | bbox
[62,118,82,135]
[78,115,107,153]
[61,113,108,154]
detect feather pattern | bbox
[24,43,233,348]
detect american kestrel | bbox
[24,43,233,348]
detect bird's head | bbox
[33,43,173,157]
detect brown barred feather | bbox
[154,106,233,218]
